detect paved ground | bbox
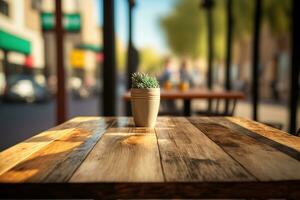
[0,96,299,151]
[236,100,299,132]
[192,99,300,131]
[0,96,100,151]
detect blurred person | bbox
[159,57,178,114]
[160,57,173,90]
[179,60,194,90]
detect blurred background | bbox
[0,0,299,151]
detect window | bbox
[31,0,41,11]
[0,0,9,17]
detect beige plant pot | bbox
[131,88,160,127]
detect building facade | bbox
[0,0,45,80]
[40,0,102,93]
[0,0,102,95]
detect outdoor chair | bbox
[195,98,237,116]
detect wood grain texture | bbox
[70,117,164,182]
[0,117,88,176]
[217,117,300,161]
[228,117,300,152]
[0,117,114,183]
[155,117,254,181]
[123,89,245,101]
[189,117,300,181]
[1,116,300,199]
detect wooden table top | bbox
[123,89,245,101]
[0,116,300,199]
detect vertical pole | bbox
[207,6,213,90]
[225,0,233,114]
[225,0,233,91]
[127,0,134,89]
[55,0,67,124]
[206,1,214,113]
[251,0,262,121]
[102,0,116,116]
[289,0,300,134]
[126,0,135,116]
[200,0,214,114]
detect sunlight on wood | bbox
[0,169,39,182]
[0,128,75,175]
[122,135,154,146]
[70,116,102,122]
[227,117,300,152]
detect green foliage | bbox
[232,0,291,39]
[263,0,291,36]
[160,0,226,60]
[213,0,226,60]
[160,0,291,61]
[131,72,160,89]
[139,48,162,73]
[232,0,254,40]
[160,0,206,58]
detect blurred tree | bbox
[160,0,291,63]
[232,0,291,46]
[160,0,206,59]
[263,0,291,37]
[139,48,162,74]
[160,0,227,61]
[231,0,254,84]
[212,0,226,61]
[232,0,254,40]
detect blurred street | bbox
[0,96,99,151]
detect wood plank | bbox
[228,117,300,152]
[43,117,115,182]
[0,117,114,183]
[217,117,300,161]
[70,117,164,182]
[189,117,300,181]
[155,117,254,182]
[0,117,91,176]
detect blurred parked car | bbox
[3,74,51,103]
[70,77,91,99]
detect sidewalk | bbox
[192,100,300,132]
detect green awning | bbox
[40,12,54,31]
[0,30,31,54]
[78,44,102,52]
[64,13,81,32]
[41,12,81,32]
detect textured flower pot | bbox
[131,88,160,127]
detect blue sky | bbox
[95,0,175,54]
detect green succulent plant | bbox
[131,72,160,89]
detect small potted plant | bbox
[131,72,160,127]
